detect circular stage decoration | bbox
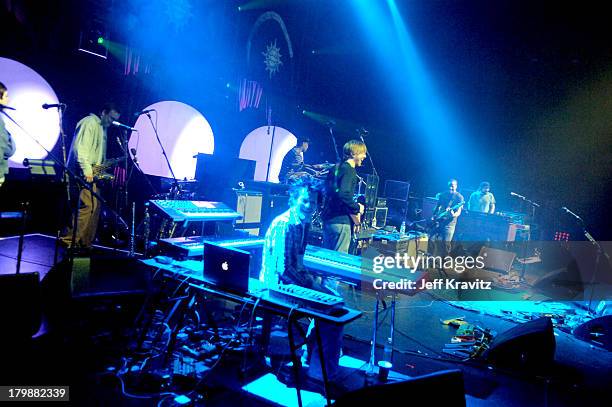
[128,101,214,180]
[239,126,297,182]
[0,57,60,167]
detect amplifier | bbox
[374,207,388,228]
[371,232,429,257]
[376,197,387,207]
[235,190,263,236]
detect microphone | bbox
[325,120,336,127]
[0,105,16,110]
[42,103,66,109]
[133,109,155,117]
[510,191,525,199]
[356,127,369,136]
[112,121,137,131]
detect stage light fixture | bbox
[78,24,108,59]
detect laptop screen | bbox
[203,242,251,294]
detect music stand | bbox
[22,158,57,177]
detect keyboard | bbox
[158,236,265,258]
[303,245,371,286]
[149,200,242,222]
[268,283,344,313]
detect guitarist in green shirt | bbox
[431,179,464,256]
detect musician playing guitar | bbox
[431,179,464,256]
[321,140,366,254]
[60,103,121,249]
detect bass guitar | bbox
[430,200,465,232]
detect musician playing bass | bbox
[60,103,121,249]
[321,140,366,253]
[432,178,464,256]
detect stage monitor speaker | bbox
[532,262,583,300]
[0,272,41,340]
[482,317,555,371]
[478,246,516,273]
[334,369,465,406]
[70,255,151,298]
[573,315,612,351]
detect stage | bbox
[0,234,610,406]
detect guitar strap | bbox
[333,163,341,193]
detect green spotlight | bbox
[97,37,104,45]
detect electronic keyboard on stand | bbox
[158,236,265,258]
[268,283,344,314]
[149,200,242,223]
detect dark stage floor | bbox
[0,234,610,406]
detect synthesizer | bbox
[268,283,344,313]
[156,237,424,288]
[149,200,242,222]
[158,236,265,258]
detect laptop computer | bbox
[203,242,252,295]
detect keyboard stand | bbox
[364,290,397,377]
[139,259,361,407]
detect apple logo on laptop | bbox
[221,261,229,271]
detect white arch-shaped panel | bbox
[239,126,296,182]
[127,101,214,179]
[0,57,60,167]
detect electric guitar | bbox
[430,201,465,231]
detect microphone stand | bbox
[327,123,340,163]
[53,104,71,203]
[357,129,378,177]
[562,207,610,313]
[125,146,158,256]
[145,112,181,196]
[511,192,540,281]
[265,105,275,182]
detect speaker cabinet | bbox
[334,369,465,406]
[70,255,150,298]
[573,315,612,351]
[478,246,516,273]
[482,317,555,371]
[0,272,41,340]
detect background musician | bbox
[0,81,16,188]
[321,140,366,253]
[468,181,496,214]
[60,103,121,249]
[279,136,310,183]
[432,179,464,256]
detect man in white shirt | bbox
[61,103,120,249]
[468,181,496,214]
